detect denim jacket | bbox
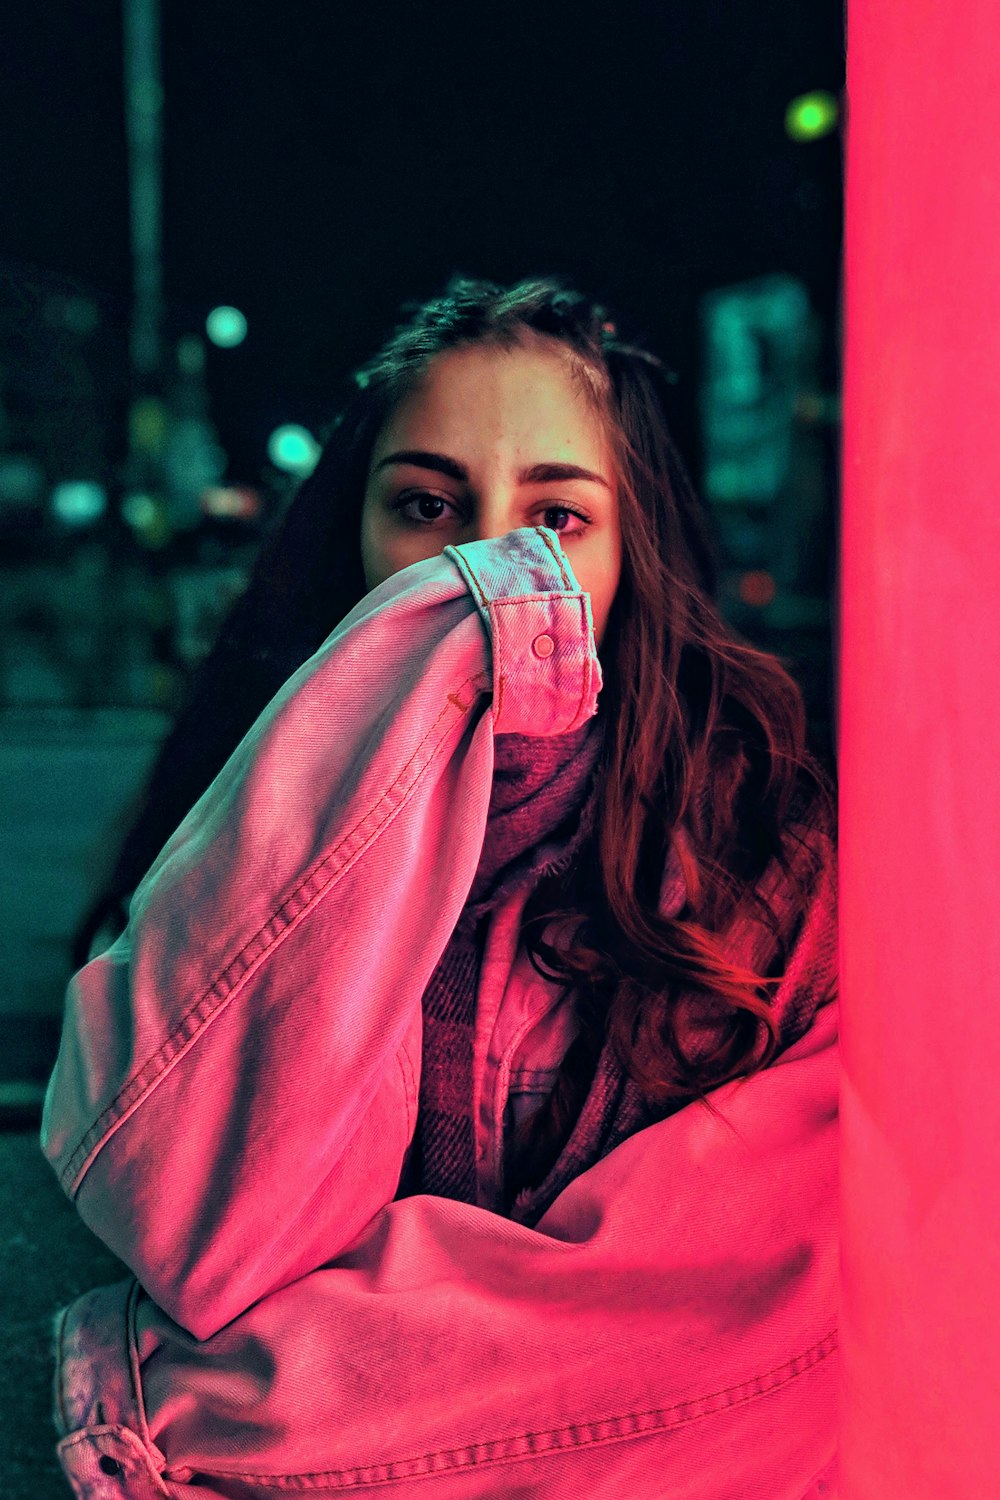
[41,525,839,1499]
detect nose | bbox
[465,489,523,544]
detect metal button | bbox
[99,1456,124,1476]
[531,634,555,658]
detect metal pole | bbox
[123,0,163,389]
[840,2,1000,1493]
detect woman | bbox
[45,277,839,1498]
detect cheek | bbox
[574,567,611,647]
[360,509,390,591]
[584,542,622,610]
[361,497,401,566]
[592,543,623,645]
[361,509,434,593]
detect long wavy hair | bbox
[74,274,836,1202]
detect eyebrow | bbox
[373,449,612,491]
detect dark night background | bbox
[0,5,844,1494]
[1,0,844,489]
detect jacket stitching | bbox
[57,1424,172,1495]
[534,526,594,733]
[534,527,573,590]
[61,673,488,1193]
[491,1005,550,1189]
[53,1301,70,1436]
[491,595,506,726]
[192,1329,838,1487]
[509,1068,560,1086]
[125,1277,165,1464]
[487,594,592,732]
[395,1039,417,1143]
[443,546,488,611]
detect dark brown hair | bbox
[75,275,836,1201]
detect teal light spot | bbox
[206,305,248,348]
[267,424,321,476]
[52,481,107,525]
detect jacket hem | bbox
[183,1328,837,1489]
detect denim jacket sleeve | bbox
[51,1001,839,1500]
[41,524,602,1341]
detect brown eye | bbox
[541,504,591,536]
[390,491,460,526]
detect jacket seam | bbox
[192,1328,838,1488]
[395,1041,417,1143]
[491,1006,550,1189]
[57,1424,172,1495]
[52,1300,70,1436]
[446,528,573,604]
[535,526,595,734]
[534,527,574,589]
[60,673,487,1195]
[492,603,505,727]
[487,596,592,734]
[509,1067,559,1086]
[125,1276,164,1463]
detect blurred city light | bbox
[267,424,321,476]
[738,570,778,608]
[0,454,46,508]
[121,492,158,529]
[700,274,812,506]
[200,484,262,520]
[51,481,107,525]
[129,395,169,456]
[43,294,100,337]
[121,491,171,546]
[178,333,207,374]
[205,305,248,348]
[785,91,840,143]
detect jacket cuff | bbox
[444,527,603,736]
[53,1277,169,1495]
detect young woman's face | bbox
[360,338,622,650]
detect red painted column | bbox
[840,3,1000,1494]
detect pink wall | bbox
[840,3,1000,1493]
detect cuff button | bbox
[531,634,555,658]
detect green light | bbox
[121,492,158,529]
[206,305,248,348]
[785,91,839,143]
[267,424,321,476]
[52,480,107,525]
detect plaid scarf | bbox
[399,721,837,1232]
[400,716,604,1209]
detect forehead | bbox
[373,338,612,466]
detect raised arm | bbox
[41,525,602,1339]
